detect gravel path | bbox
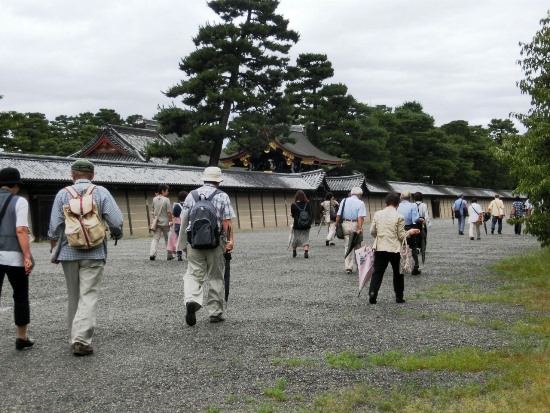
[0,219,540,412]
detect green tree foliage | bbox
[1,109,138,156]
[496,11,550,246]
[154,0,299,166]
[488,118,518,144]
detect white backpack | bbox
[63,185,105,249]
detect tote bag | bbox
[399,239,415,274]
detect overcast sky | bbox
[1,1,548,130]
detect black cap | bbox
[0,167,23,186]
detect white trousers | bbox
[62,259,105,346]
[184,242,226,317]
[342,221,360,271]
[469,222,481,239]
[149,225,170,257]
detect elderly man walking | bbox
[335,187,367,274]
[48,159,123,356]
[178,167,235,326]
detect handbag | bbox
[150,216,158,231]
[399,238,415,274]
[335,199,346,239]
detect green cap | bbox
[71,159,95,173]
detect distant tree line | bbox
[0,109,143,156]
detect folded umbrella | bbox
[483,212,491,235]
[420,231,427,264]
[355,245,375,296]
[317,217,325,236]
[345,232,363,258]
[224,252,231,303]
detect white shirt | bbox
[468,202,483,224]
[0,197,29,267]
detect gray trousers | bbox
[62,259,105,346]
[184,242,226,317]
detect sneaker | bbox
[396,297,406,304]
[304,251,309,258]
[470,237,474,240]
[167,254,175,260]
[72,342,94,356]
[149,256,156,261]
[345,269,352,274]
[209,315,226,323]
[326,240,330,246]
[292,250,297,258]
[15,337,35,350]
[185,301,198,326]
[329,242,336,246]
[411,269,422,275]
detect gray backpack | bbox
[186,189,220,249]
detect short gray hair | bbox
[350,187,363,196]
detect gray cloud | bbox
[1,0,547,131]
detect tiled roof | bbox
[0,153,321,191]
[275,126,344,164]
[71,125,171,163]
[326,174,365,192]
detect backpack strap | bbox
[84,184,97,196]
[0,193,15,225]
[65,186,79,198]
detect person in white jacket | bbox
[468,198,484,240]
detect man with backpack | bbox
[178,167,235,326]
[48,159,123,356]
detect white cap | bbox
[202,167,223,183]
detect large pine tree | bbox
[155,0,299,166]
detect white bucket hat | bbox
[202,166,223,183]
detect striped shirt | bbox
[48,179,124,261]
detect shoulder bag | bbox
[335,199,346,239]
[399,238,415,274]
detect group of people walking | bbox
[0,162,235,356]
[2,160,532,356]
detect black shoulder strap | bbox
[0,193,15,224]
[206,189,220,201]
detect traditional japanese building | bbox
[219,125,345,172]
[71,124,172,164]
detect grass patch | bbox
[263,378,289,402]
[325,351,364,370]
[421,283,473,299]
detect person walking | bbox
[368,192,420,304]
[511,196,525,235]
[334,187,367,274]
[291,190,312,258]
[320,192,339,246]
[397,191,423,275]
[167,190,188,261]
[467,198,483,240]
[48,159,123,356]
[149,184,174,260]
[452,193,468,235]
[179,167,235,326]
[0,167,35,350]
[487,194,505,235]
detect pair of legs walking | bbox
[368,251,405,304]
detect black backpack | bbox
[295,203,311,229]
[186,189,221,249]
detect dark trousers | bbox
[404,225,420,270]
[491,216,503,234]
[368,251,404,300]
[0,265,30,326]
[514,223,522,235]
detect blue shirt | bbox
[48,179,124,261]
[337,195,367,220]
[453,198,467,216]
[397,200,420,226]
